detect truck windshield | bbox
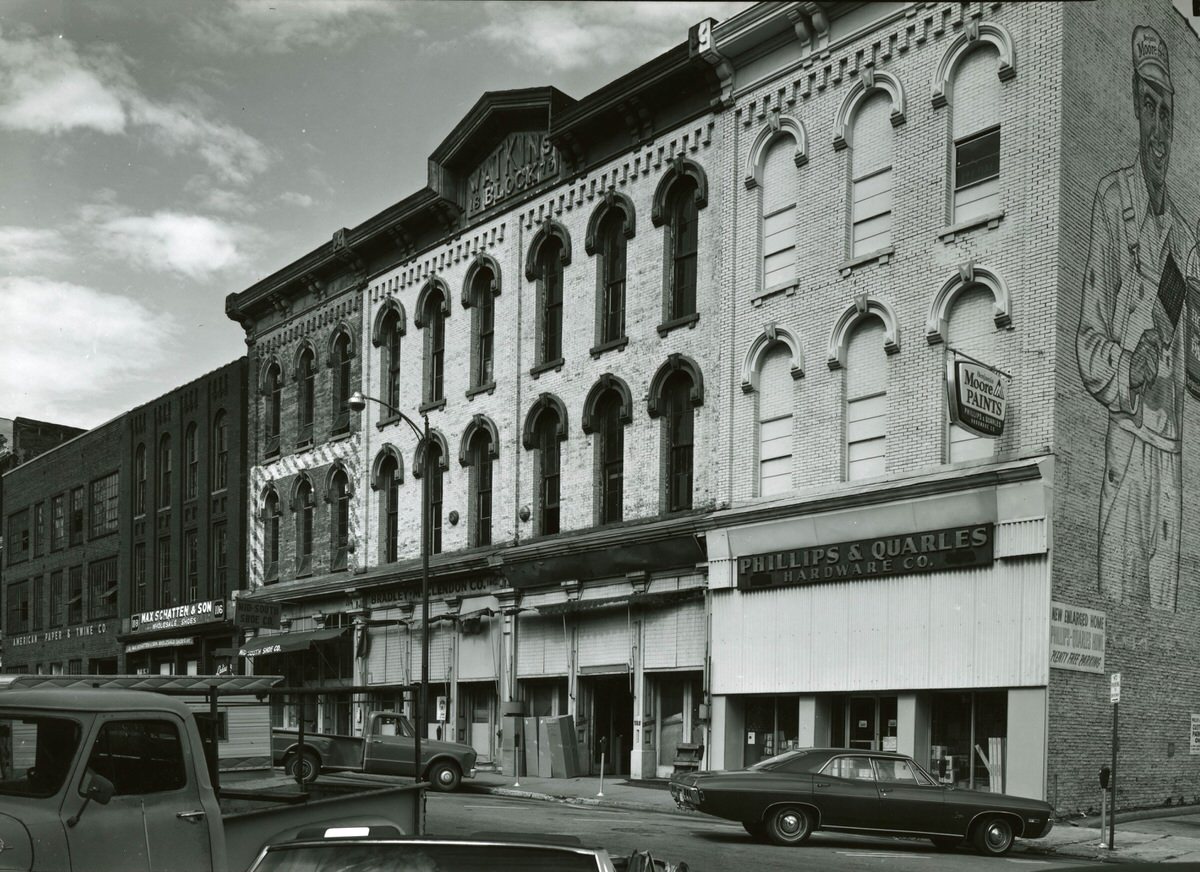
[375,715,415,738]
[0,714,82,798]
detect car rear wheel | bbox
[765,806,813,846]
[285,750,320,784]
[930,837,960,852]
[972,815,1015,856]
[426,760,462,792]
[742,820,766,841]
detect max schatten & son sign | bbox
[737,523,994,591]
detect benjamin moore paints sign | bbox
[130,599,225,633]
[736,523,994,591]
[1049,601,1106,673]
[946,354,1010,438]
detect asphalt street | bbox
[425,791,1087,872]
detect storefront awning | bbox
[239,627,348,657]
[536,587,703,617]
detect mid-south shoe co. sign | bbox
[737,524,994,591]
[130,599,226,633]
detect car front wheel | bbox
[765,806,813,846]
[973,815,1015,856]
[426,760,462,792]
[285,750,320,784]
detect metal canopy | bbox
[0,674,285,695]
[535,587,704,617]
[238,626,348,657]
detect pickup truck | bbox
[273,710,477,791]
[0,686,421,872]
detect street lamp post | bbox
[348,390,429,835]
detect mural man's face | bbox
[1135,75,1173,198]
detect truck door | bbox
[362,712,415,776]
[67,714,214,872]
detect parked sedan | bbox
[669,748,1054,856]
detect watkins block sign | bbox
[946,353,1010,438]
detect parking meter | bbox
[1099,765,1111,790]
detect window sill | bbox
[419,398,447,414]
[751,283,798,307]
[590,336,628,359]
[656,313,700,337]
[937,209,1005,243]
[839,246,895,278]
[295,570,313,580]
[263,448,280,462]
[530,357,565,379]
[295,438,314,451]
[329,429,352,444]
[376,413,400,431]
[466,381,497,400]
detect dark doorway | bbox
[588,674,633,776]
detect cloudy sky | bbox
[0,0,750,430]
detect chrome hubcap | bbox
[985,823,1010,850]
[780,813,802,836]
[438,769,453,785]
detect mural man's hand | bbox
[1130,328,1162,392]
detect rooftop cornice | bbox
[430,86,575,170]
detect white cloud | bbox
[88,207,248,279]
[474,2,751,72]
[0,226,69,271]
[0,277,179,425]
[280,191,315,208]
[0,27,270,184]
[187,0,415,53]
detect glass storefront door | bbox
[839,695,898,751]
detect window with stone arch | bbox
[263,488,281,582]
[587,193,633,349]
[212,409,228,492]
[424,441,445,554]
[848,93,895,259]
[595,389,625,524]
[331,330,354,435]
[134,442,147,516]
[462,258,500,391]
[294,475,315,576]
[760,137,799,293]
[757,343,795,496]
[264,361,282,456]
[372,301,405,417]
[297,346,316,443]
[663,374,695,512]
[525,222,570,370]
[945,285,1000,462]
[524,395,567,536]
[374,448,402,563]
[465,427,495,547]
[948,45,1002,224]
[845,318,889,480]
[329,466,351,571]
[417,280,449,408]
[158,433,172,509]
[184,422,198,501]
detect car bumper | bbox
[669,783,702,811]
[1024,817,1054,839]
[466,767,477,780]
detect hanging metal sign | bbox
[946,350,1011,438]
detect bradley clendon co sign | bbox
[130,599,226,633]
[736,523,994,591]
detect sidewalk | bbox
[465,770,1200,864]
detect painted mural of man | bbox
[1076,25,1196,612]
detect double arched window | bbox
[295,476,315,575]
[297,346,316,442]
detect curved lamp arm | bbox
[347,391,426,446]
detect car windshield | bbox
[747,749,819,772]
[0,713,82,798]
[252,842,603,872]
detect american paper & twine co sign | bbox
[736,523,994,591]
[946,353,1010,438]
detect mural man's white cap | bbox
[1133,25,1173,94]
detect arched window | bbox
[134,443,147,516]
[185,423,198,501]
[663,374,695,512]
[845,318,888,480]
[378,452,401,563]
[537,237,564,364]
[427,441,444,554]
[330,468,350,570]
[297,347,315,442]
[263,490,281,582]
[757,344,794,496]
[296,477,314,575]
[946,286,999,461]
[653,158,707,325]
[949,46,1002,223]
[381,309,403,413]
[596,390,624,524]
[598,210,627,344]
[422,289,447,405]
[536,413,561,535]
[265,363,282,455]
[470,430,493,547]
[468,267,496,389]
[332,332,353,434]
[212,410,228,492]
[849,93,895,258]
[761,138,797,291]
[158,434,172,509]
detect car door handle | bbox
[815,781,830,788]
[176,810,206,822]
[879,789,892,797]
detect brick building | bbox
[2,419,124,674]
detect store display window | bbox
[742,695,799,766]
[929,690,1007,792]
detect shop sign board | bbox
[946,353,1010,438]
[464,131,557,218]
[1191,715,1200,755]
[7,622,114,647]
[232,599,281,630]
[366,577,503,609]
[736,523,994,591]
[125,637,194,654]
[130,599,225,634]
[1049,601,1106,673]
